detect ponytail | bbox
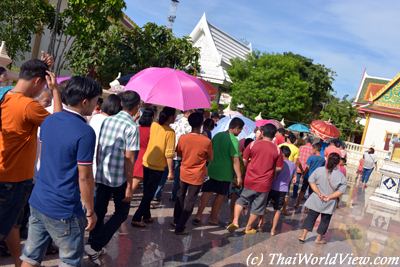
[158,107,176,125]
[327,153,340,173]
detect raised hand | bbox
[40,51,55,68]
[45,71,58,91]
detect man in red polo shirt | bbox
[227,124,283,234]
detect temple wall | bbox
[364,114,400,150]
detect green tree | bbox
[228,52,335,122]
[63,0,126,42]
[320,96,363,140]
[129,23,200,74]
[55,0,127,77]
[0,0,53,60]
[67,22,200,86]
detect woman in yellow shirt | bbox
[131,107,176,227]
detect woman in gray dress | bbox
[298,153,347,244]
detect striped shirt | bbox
[96,111,140,187]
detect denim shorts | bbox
[0,179,33,240]
[21,207,86,267]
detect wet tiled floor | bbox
[1,182,400,266]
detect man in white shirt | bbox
[361,147,377,188]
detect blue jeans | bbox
[361,168,374,184]
[21,207,86,267]
[154,160,181,201]
[0,180,33,240]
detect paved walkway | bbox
[1,182,399,266]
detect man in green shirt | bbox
[194,118,244,225]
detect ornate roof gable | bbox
[371,73,400,107]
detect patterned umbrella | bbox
[310,120,340,140]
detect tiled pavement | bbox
[1,181,399,266]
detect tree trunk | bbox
[47,0,63,58]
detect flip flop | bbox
[226,223,239,233]
[244,228,257,235]
[298,236,306,243]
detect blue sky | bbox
[126,0,400,97]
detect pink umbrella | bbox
[255,119,270,127]
[56,76,71,84]
[125,67,211,111]
[255,119,283,129]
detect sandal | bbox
[226,223,239,233]
[131,221,146,228]
[298,238,305,243]
[244,228,257,235]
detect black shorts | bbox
[201,178,231,196]
[0,180,33,240]
[266,190,286,211]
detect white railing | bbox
[345,142,389,186]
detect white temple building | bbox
[189,13,252,91]
[353,71,400,162]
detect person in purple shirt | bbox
[263,146,296,235]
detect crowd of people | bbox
[0,56,375,266]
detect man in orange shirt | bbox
[173,112,213,235]
[0,57,62,267]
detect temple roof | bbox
[354,71,390,105]
[359,105,400,119]
[190,13,252,85]
[356,72,400,118]
[207,22,251,66]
